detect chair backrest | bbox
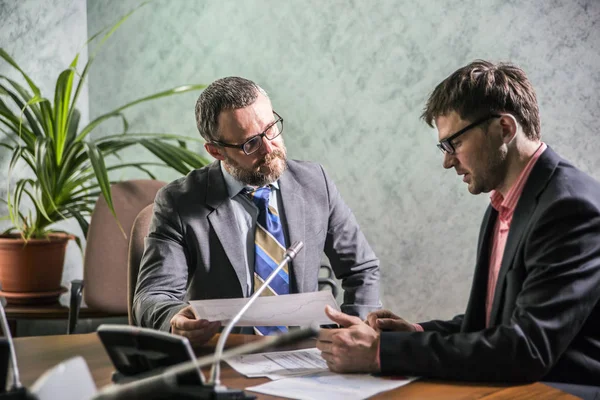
[84,180,166,313]
[127,203,155,325]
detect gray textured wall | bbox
[0,0,89,293]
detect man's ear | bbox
[498,114,518,144]
[205,142,225,160]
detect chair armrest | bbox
[319,263,334,279]
[68,279,84,334]
[318,277,338,298]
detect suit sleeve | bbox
[320,165,382,319]
[380,195,600,382]
[132,187,188,331]
[419,314,464,334]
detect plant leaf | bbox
[0,48,41,97]
[53,68,76,165]
[0,79,44,138]
[83,142,126,237]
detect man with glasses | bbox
[317,61,600,395]
[133,77,381,344]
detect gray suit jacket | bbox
[133,160,381,331]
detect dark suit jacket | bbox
[133,160,381,331]
[380,147,600,384]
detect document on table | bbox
[189,291,339,326]
[226,348,327,380]
[246,371,418,400]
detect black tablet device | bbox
[96,324,204,384]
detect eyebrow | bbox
[236,114,279,143]
[439,115,502,143]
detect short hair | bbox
[421,60,541,140]
[195,77,268,142]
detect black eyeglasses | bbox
[213,111,284,155]
[437,114,501,154]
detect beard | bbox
[223,148,288,187]
[469,141,508,195]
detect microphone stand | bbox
[0,297,34,399]
[209,240,304,387]
[92,325,318,400]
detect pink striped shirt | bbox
[485,142,547,327]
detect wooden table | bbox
[13,333,576,399]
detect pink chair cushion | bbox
[83,180,165,313]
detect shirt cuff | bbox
[413,323,424,332]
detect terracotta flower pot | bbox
[0,233,71,304]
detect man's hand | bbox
[316,305,380,373]
[366,309,416,332]
[170,305,221,345]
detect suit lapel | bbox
[488,147,560,324]
[206,162,248,297]
[278,168,306,293]
[463,205,497,331]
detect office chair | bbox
[68,180,166,334]
[318,262,339,298]
[127,204,155,325]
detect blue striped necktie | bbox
[247,186,289,335]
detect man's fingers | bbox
[376,318,413,331]
[318,328,334,342]
[172,315,211,331]
[187,325,220,342]
[203,321,221,334]
[324,305,363,328]
[366,314,379,329]
[175,322,221,342]
[316,341,333,354]
[368,309,400,319]
[320,352,346,374]
[376,318,399,329]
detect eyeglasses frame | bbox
[212,111,284,156]
[437,114,502,154]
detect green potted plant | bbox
[0,5,208,303]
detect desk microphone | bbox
[0,297,34,399]
[92,325,318,399]
[209,240,304,386]
[0,297,21,391]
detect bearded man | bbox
[133,77,381,344]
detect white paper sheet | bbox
[189,291,339,326]
[225,348,327,380]
[246,371,418,400]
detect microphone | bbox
[0,297,21,391]
[91,325,318,399]
[209,240,304,386]
[0,296,34,399]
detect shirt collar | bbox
[220,161,279,199]
[490,142,547,215]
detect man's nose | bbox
[261,135,274,154]
[442,152,454,169]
